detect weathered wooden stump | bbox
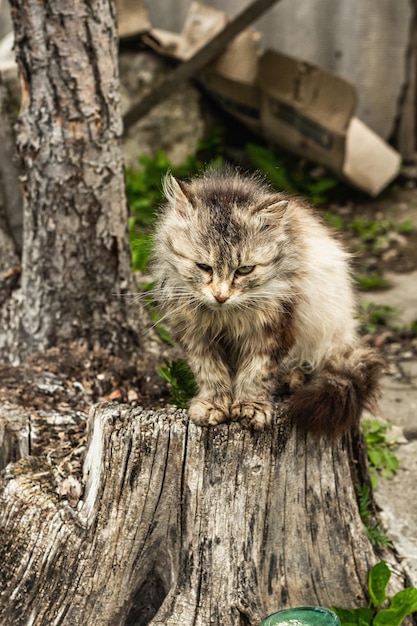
[0,401,403,625]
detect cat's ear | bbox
[251,198,289,228]
[163,174,194,218]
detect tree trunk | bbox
[0,402,407,626]
[2,0,139,363]
[0,66,23,260]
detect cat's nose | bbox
[212,281,231,303]
[214,293,229,304]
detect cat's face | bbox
[155,172,297,309]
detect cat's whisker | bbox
[141,299,203,338]
[120,287,197,306]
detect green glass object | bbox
[260,606,341,626]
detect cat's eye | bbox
[235,265,255,276]
[196,263,212,273]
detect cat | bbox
[151,167,384,436]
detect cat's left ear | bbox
[163,174,194,218]
[251,198,289,227]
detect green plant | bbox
[362,419,399,488]
[347,216,414,254]
[355,420,398,547]
[129,230,154,273]
[356,484,393,548]
[355,272,391,291]
[357,301,398,334]
[157,359,197,409]
[126,150,171,272]
[245,143,339,205]
[324,211,346,230]
[332,561,417,625]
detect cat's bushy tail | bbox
[288,345,385,437]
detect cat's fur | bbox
[152,168,384,436]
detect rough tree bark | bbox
[0,403,408,626]
[1,0,139,363]
[0,62,23,319]
[0,67,22,262]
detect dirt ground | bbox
[336,183,417,275]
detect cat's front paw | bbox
[188,398,229,427]
[230,401,273,430]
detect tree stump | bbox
[0,402,405,626]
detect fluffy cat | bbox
[152,168,384,436]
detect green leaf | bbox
[365,524,394,549]
[308,177,338,195]
[157,359,197,408]
[331,606,374,625]
[374,608,405,626]
[397,220,414,234]
[390,587,417,610]
[325,211,346,230]
[355,273,391,291]
[357,301,398,334]
[374,589,417,626]
[368,561,391,608]
[245,143,298,194]
[155,324,173,345]
[367,448,383,467]
[130,232,153,272]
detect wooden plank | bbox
[122,0,282,133]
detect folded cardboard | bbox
[139,1,401,196]
[199,67,262,135]
[116,0,151,38]
[343,117,402,196]
[143,2,227,60]
[258,50,401,196]
[198,26,262,135]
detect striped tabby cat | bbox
[152,168,383,436]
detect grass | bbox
[357,300,398,334]
[245,142,340,205]
[355,272,392,291]
[356,484,393,548]
[362,419,399,489]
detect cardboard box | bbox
[199,67,262,135]
[343,117,402,197]
[198,27,262,135]
[140,2,401,195]
[258,50,401,196]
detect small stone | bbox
[108,389,122,400]
[387,231,408,247]
[127,389,139,402]
[382,248,398,262]
[374,331,394,347]
[386,342,402,354]
[59,476,83,507]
